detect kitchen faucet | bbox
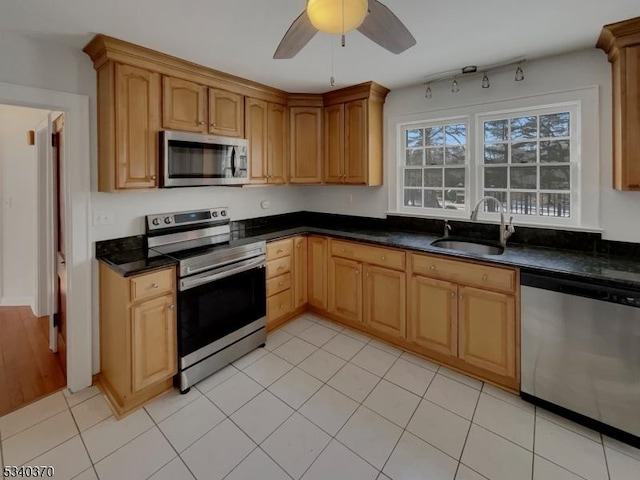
[470,196,515,248]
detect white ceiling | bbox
[1,0,639,93]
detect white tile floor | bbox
[1,312,639,480]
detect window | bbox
[402,120,468,213]
[481,109,573,219]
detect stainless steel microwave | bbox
[160,130,249,187]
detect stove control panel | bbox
[146,207,230,232]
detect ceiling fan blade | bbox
[274,11,318,59]
[357,0,416,54]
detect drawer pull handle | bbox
[152,282,159,288]
[277,265,285,271]
[277,249,284,253]
[482,274,488,281]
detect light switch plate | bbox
[93,211,114,226]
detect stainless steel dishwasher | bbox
[521,272,640,447]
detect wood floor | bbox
[0,306,66,417]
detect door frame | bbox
[0,81,92,392]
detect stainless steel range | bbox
[147,207,266,394]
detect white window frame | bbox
[475,103,580,228]
[388,87,600,232]
[398,116,471,219]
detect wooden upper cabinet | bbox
[112,63,161,190]
[308,236,328,310]
[289,107,323,184]
[267,103,288,184]
[328,256,362,324]
[162,77,207,132]
[209,88,244,137]
[345,99,368,184]
[324,103,344,183]
[408,275,458,356]
[598,17,640,190]
[363,265,406,339]
[458,286,516,378]
[293,236,308,309]
[246,98,268,184]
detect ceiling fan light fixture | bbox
[307,0,368,35]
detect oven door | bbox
[161,130,248,187]
[177,255,266,368]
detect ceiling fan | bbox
[274,0,417,59]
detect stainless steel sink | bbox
[430,238,504,255]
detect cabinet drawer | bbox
[331,240,405,270]
[267,273,292,297]
[267,289,293,322]
[267,239,293,260]
[411,254,516,294]
[266,256,291,279]
[130,268,174,303]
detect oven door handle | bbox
[179,255,266,291]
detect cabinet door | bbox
[245,98,268,184]
[344,99,368,184]
[308,237,328,310]
[114,64,161,189]
[324,104,344,183]
[162,77,207,132]
[408,276,458,356]
[209,88,244,137]
[458,286,516,378]
[289,107,323,184]
[364,265,406,338]
[328,257,362,323]
[131,294,177,393]
[293,236,308,309]
[267,103,288,184]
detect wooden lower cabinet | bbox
[308,237,328,309]
[328,256,362,323]
[458,286,516,378]
[408,275,458,356]
[99,264,177,417]
[364,265,406,338]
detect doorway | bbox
[0,105,66,415]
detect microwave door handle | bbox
[179,255,265,291]
[230,147,236,177]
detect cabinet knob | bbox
[450,291,456,298]
[279,304,284,309]
[169,304,175,310]
[429,265,436,271]
[381,256,387,261]
[211,122,217,127]
[152,282,159,288]
[150,175,157,180]
[296,243,301,248]
[460,294,464,300]
[341,248,347,253]
[278,282,283,287]
[356,270,360,275]
[198,121,205,125]
[482,274,488,281]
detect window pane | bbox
[445,146,465,165]
[512,142,538,163]
[426,148,444,166]
[484,120,508,142]
[424,190,443,208]
[540,140,570,163]
[540,166,570,190]
[424,169,443,187]
[404,169,422,187]
[406,149,424,166]
[484,143,508,164]
[540,193,570,217]
[404,189,423,207]
[483,191,507,213]
[445,168,465,188]
[510,192,537,215]
[510,166,537,189]
[444,190,465,210]
[445,124,466,145]
[540,113,570,138]
[425,127,444,146]
[406,129,424,147]
[511,116,538,140]
[485,167,508,189]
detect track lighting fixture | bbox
[482,73,490,89]
[451,77,459,93]
[515,64,524,82]
[425,84,432,99]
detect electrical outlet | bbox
[93,211,114,226]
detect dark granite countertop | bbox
[97,215,640,290]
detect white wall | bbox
[0,104,50,306]
[304,48,640,243]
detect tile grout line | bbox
[531,406,537,480]
[0,392,68,443]
[452,372,482,480]
[601,432,612,480]
[62,389,101,480]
